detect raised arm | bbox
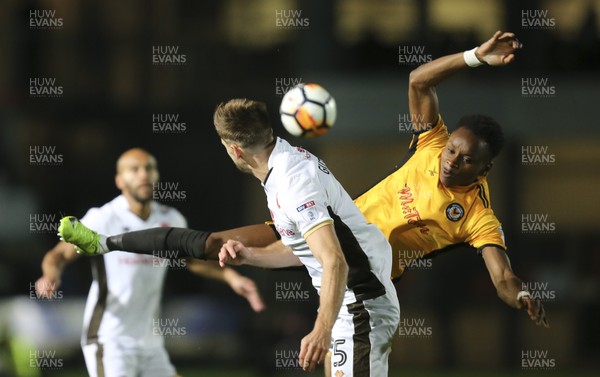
[35,241,80,298]
[481,246,549,327]
[409,30,522,132]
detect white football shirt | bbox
[263,138,392,305]
[80,195,186,349]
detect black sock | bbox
[106,227,210,259]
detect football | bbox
[279,83,337,137]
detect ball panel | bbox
[280,87,304,114]
[281,114,303,136]
[324,97,337,126]
[297,102,324,128]
[279,82,336,138]
[303,83,330,103]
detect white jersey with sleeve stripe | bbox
[79,195,187,349]
[263,138,393,305]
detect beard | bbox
[128,183,154,203]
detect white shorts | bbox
[330,284,400,377]
[82,342,177,377]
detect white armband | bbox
[517,290,531,302]
[463,47,485,67]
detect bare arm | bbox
[35,241,80,298]
[185,258,266,312]
[481,246,549,327]
[207,223,278,258]
[409,31,522,132]
[186,258,231,281]
[299,224,349,372]
[219,239,303,269]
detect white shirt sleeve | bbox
[172,208,187,228]
[80,207,108,234]
[281,167,333,238]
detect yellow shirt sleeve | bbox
[464,208,507,251]
[409,115,449,152]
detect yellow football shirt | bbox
[354,115,506,279]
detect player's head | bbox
[213,98,274,174]
[115,148,159,203]
[440,114,504,187]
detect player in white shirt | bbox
[212,100,400,377]
[35,148,265,377]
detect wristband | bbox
[517,290,531,302]
[463,47,485,67]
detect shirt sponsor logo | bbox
[445,203,464,222]
[295,147,311,159]
[275,223,295,237]
[318,159,330,174]
[296,200,316,212]
[399,184,430,235]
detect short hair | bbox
[213,99,273,149]
[455,114,504,160]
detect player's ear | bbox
[231,144,244,159]
[115,174,124,190]
[480,161,494,177]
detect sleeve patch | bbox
[296,200,316,212]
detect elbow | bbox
[325,253,349,280]
[495,284,504,300]
[409,67,428,91]
[492,275,506,295]
[338,258,349,280]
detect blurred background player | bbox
[35,148,264,377]
[354,31,548,326]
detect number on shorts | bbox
[333,339,347,367]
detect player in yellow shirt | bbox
[355,30,547,327]
[354,114,505,281]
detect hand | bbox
[520,296,550,328]
[299,326,331,372]
[476,30,523,66]
[218,239,251,267]
[225,271,266,313]
[34,275,61,299]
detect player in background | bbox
[35,148,265,377]
[354,30,548,327]
[59,102,401,377]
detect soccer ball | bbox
[279,83,337,137]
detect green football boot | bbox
[58,216,108,255]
